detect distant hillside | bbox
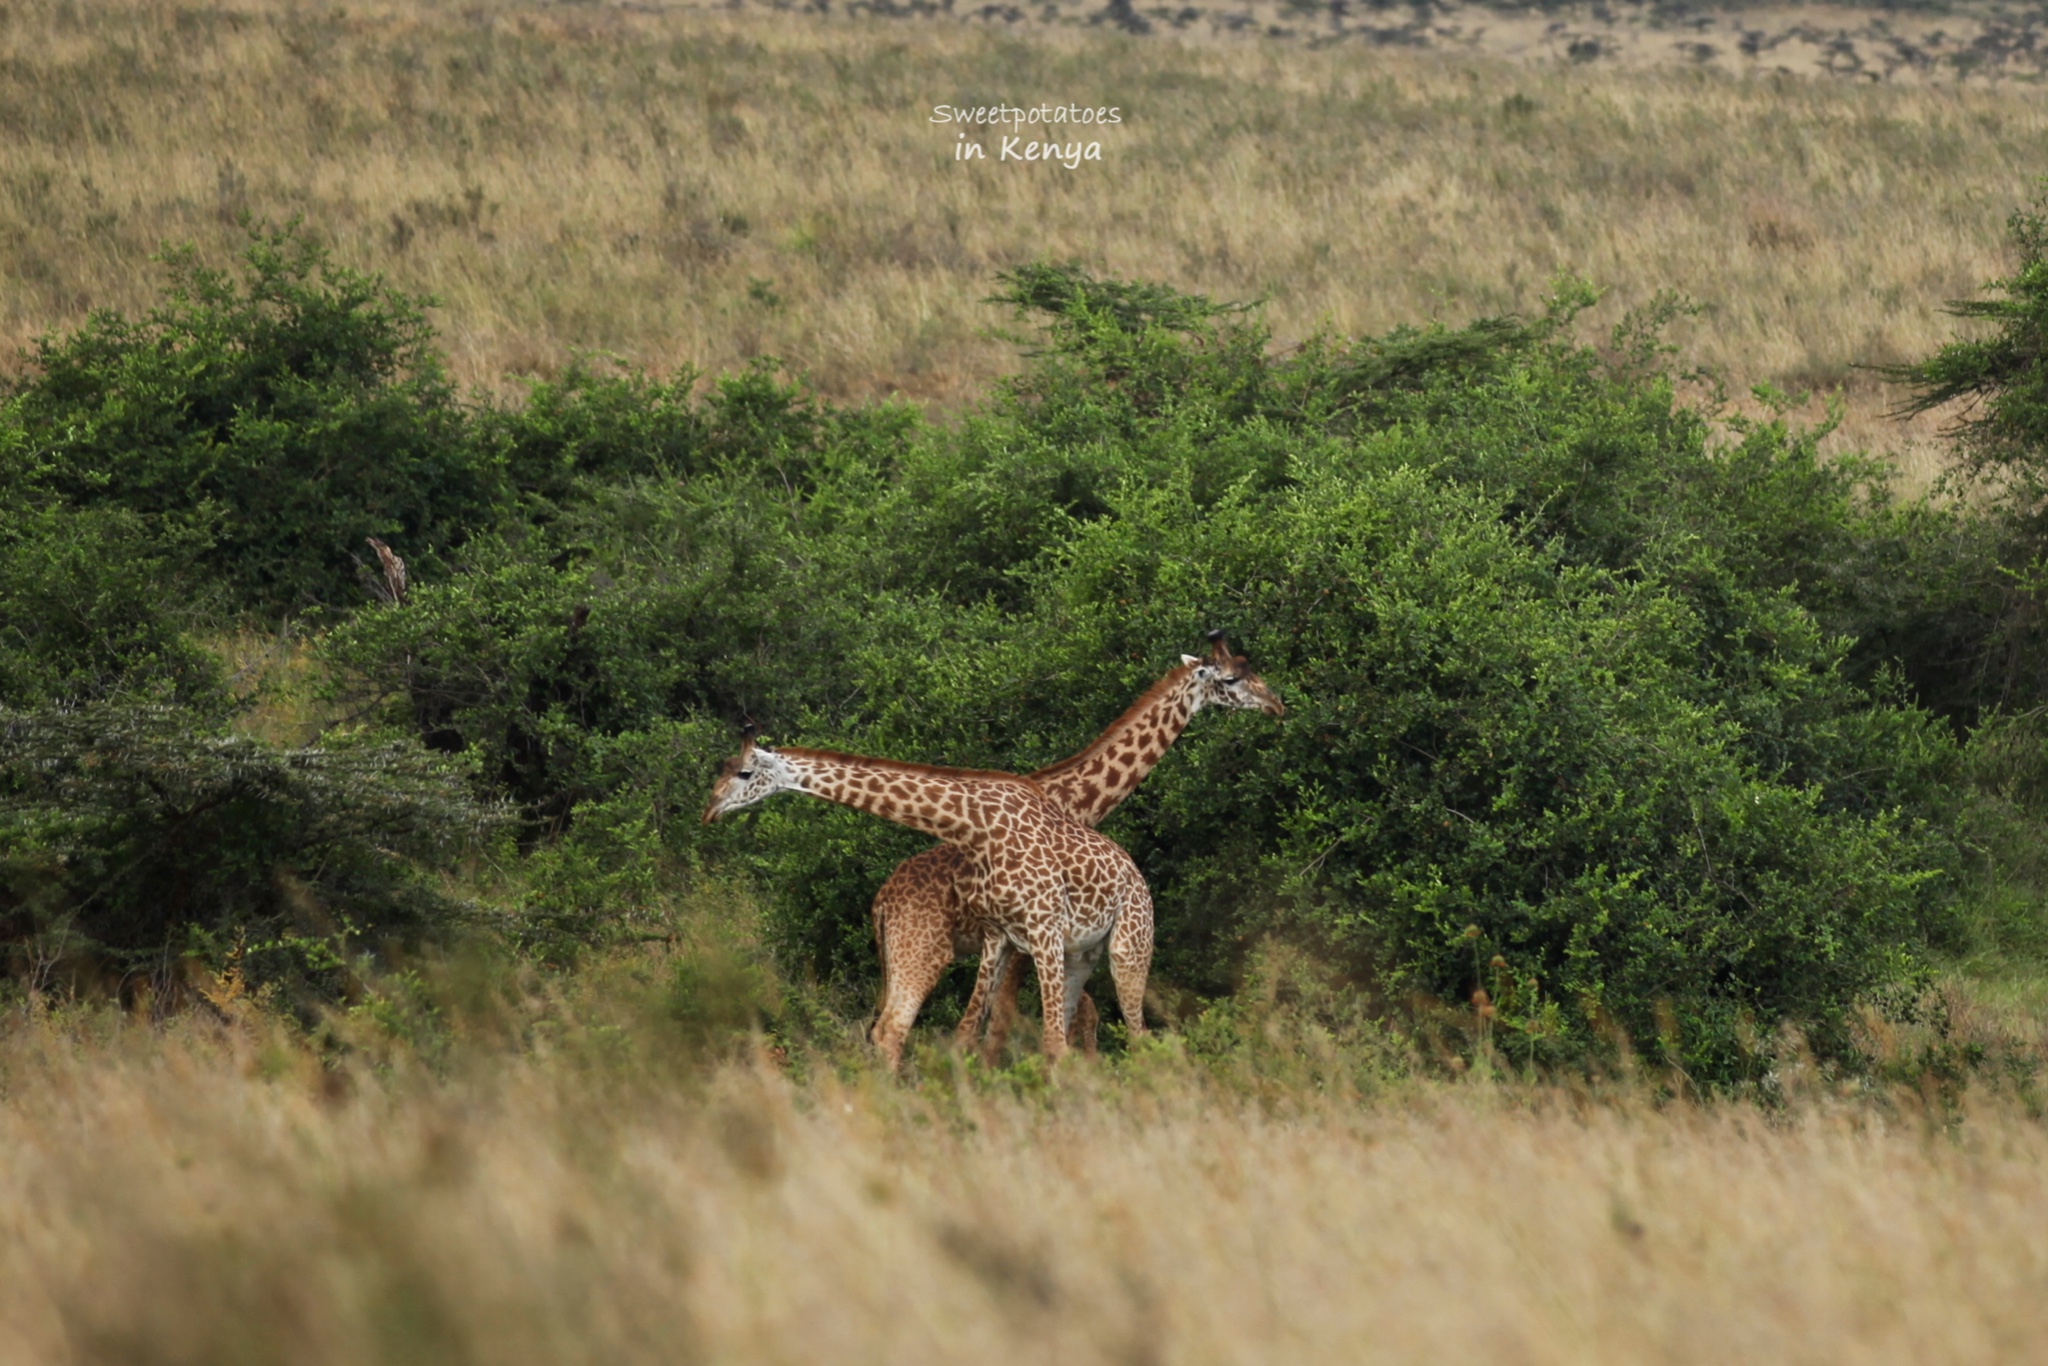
[689,0,2048,84]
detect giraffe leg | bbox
[1059,940,1105,1057]
[1013,958,1096,1057]
[869,926,952,1073]
[1108,887,1155,1042]
[954,948,1022,1061]
[955,933,1013,1056]
[1032,939,1070,1064]
[979,952,1026,1065]
[869,855,966,1073]
[1072,991,1101,1057]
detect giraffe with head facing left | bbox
[702,728,1155,1063]
[867,630,1285,1069]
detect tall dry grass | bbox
[3,935,2047,1366]
[2,0,2044,465]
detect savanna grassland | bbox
[12,3,2048,1362]
[4,917,2048,1366]
[4,0,2048,464]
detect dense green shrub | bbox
[0,504,224,711]
[1871,180,2048,984]
[0,393,495,1001]
[0,704,497,1004]
[322,468,920,835]
[481,360,709,514]
[1,207,2005,1070]
[2,221,506,610]
[1022,465,1954,1077]
[319,266,1967,1079]
[476,357,916,517]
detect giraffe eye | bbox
[1222,675,1241,685]
[736,769,754,780]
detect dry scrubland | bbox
[4,957,2048,1366]
[4,1,2048,467]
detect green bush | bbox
[323,474,907,833]
[0,504,224,711]
[1031,465,1954,1078]
[319,265,1967,1079]
[3,221,506,610]
[0,704,497,1005]
[482,360,709,515]
[0,202,2003,1070]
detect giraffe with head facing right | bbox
[866,630,1285,1070]
[703,729,1154,1063]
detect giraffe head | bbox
[1180,629,1286,718]
[702,725,799,823]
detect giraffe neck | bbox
[1029,663,1202,828]
[779,748,1025,845]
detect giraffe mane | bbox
[777,747,1043,788]
[1027,661,1199,785]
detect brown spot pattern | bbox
[865,641,1286,1069]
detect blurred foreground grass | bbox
[3,887,2046,1366]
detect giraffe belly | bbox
[1067,919,1113,954]
[999,911,1114,955]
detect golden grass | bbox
[2,0,2043,471]
[3,965,2047,1366]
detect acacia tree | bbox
[1880,181,2048,719]
[1890,180,2048,484]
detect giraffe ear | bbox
[1181,654,1201,667]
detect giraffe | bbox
[702,730,1153,1063]
[869,631,1286,1070]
